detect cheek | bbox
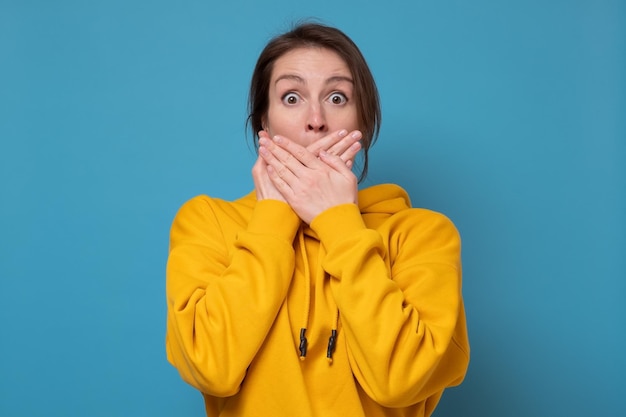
[330,108,359,131]
[266,108,299,136]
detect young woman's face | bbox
[264,47,359,148]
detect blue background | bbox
[1,0,624,416]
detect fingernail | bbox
[351,131,361,139]
[338,129,347,137]
[273,135,282,143]
[259,137,268,146]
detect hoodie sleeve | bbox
[165,195,300,397]
[310,203,470,407]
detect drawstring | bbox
[297,226,340,363]
[298,229,310,360]
[326,329,337,363]
[326,303,340,363]
[299,328,308,359]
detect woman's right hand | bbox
[252,153,287,202]
[306,129,362,169]
[253,129,362,202]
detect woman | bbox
[166,22,469,417]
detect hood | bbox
[241,184,412,362]
[298,184,412,362]
[358,183,412,217]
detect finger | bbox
[270,135,324,170]
[259,134,320,189]
[306,129,350,156]
[258,143,299,184]
[252,157,273,200]
[258,136,293,167]
[319,150,356,175]
[265,163,294,197]
[338,141,362,165]
[258,130,270,140]
[326,130,362,159]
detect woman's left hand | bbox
[258,134,358,224]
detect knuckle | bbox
[275,166,287,177]
[294,148,306,160]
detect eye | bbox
[329,92,348,105]
[282,93,300,105]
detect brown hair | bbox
[247,22,381,182]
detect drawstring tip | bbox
[299,328,308,359]
[326,329,337,363]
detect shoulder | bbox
[394,207,458,234]
[359,183,459,239]
[385,208,461,270]
[173,195,218,222]
[170,192,255,237]
[382,207,460,249]
[174,192,255,220]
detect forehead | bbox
[271,47,351,80]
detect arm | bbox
[165,196,300,396]
[167,130,358,394]
[257,132,469,402]
[311,205,470,407]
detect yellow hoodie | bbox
[166,183,469,417]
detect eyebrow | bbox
[274,74,354,85]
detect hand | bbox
[252,145,287,203]
[258,134,359,224]
[260,129,362,166]
[305,129,363,169]
[254,129,361,203]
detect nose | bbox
[307,104,327,132]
